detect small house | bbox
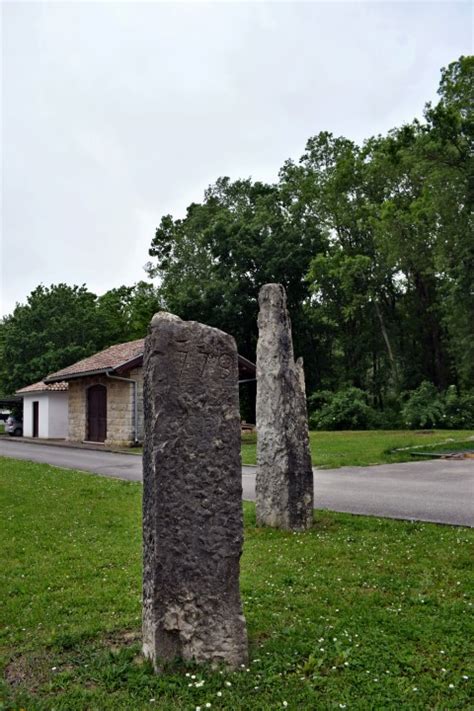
[45,338,255,447]
[16,380,69,438]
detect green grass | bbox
[1,458,473,709]
[241,430,474,468]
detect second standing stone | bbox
[256,284,314,531]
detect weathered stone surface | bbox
[142,312,248,670]
[256,284,314,530]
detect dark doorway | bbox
[87,385,107,442]
[32,401,39,438]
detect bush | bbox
[401,381,444,429]
[308,383,474,431]
[443,386,474,428]
[371,406,403,430]
[401,382,474,429]
[308,387,378,430]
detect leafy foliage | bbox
[308,387,378,430]
[401,382,474,430]
[443,387,474,429]
[1,284,100,394]
[401,381,446,429]
[146,177,325,383]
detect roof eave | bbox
[45,354,144,383]
[45,368,112,383]
[114,354,144,374]
[237,354,256,374]
[45,351,255,382]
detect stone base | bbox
[105,438,135,448]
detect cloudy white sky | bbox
[1,1,472,317]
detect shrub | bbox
[443,386,474,428]
[401,381,444,429]
[401,382,474,429]
[371,406,403,430]
[308,383,474,431]
[308,387,378,430]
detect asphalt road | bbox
[1,439,473,526]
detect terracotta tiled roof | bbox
[45,335,256,384]
[16,380,69,394]
[45,339,145,382]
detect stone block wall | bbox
[105,376,134,447]
[129,366,144,442]
[68,380,87,442]
[67,373,138,447]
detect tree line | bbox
[1,57,472,428]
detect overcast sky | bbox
[1,1,472,317]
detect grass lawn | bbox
[1,459,473,710]
[241,430,474,468]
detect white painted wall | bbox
[48,392,68,438]
[22,392,68,438]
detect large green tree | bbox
[1,284,101,394]
[96,281,162,345]
[279,131,403,402]
[147,177,326,387]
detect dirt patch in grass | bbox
[5,650,53,691]
[4,628,142,694]
[102,628,141,653]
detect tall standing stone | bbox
[142,312,248,670]
[256,284,314,530]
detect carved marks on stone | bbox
[152,342,234,384]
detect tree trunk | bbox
[412,272,450,389]
[374,301,399,389]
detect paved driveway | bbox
[1,439,473,526]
